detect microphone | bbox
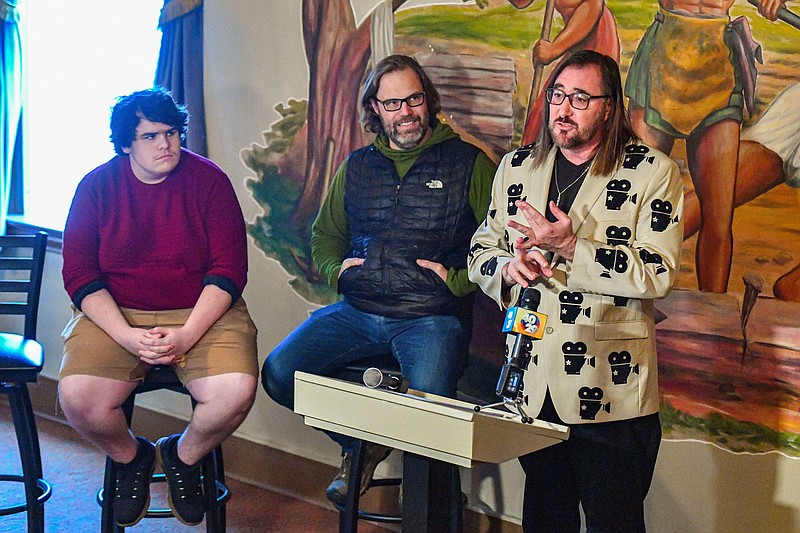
[362,367,409,393]
[496,287,549,400]
[501,288,548,339]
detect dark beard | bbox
[550,118,601,150]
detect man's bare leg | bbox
[683,140,784,238]
[686,119,739,293]
[58,375,140,462]
[629,104,675,155]
[179,372,257,465]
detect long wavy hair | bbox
[360,54,441,134]
[531,50,637,176]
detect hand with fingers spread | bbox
[508,199,577,260]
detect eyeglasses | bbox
[545,88,609,110]
[134,128,179,143]
[374,92,426,112]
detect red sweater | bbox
[62,149,248,311]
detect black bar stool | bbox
[0,232,51,533]
[97,365,230,532]
[331,355,464,533]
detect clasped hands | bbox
[502,200,577,288]
[125,326,200,366]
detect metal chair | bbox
[97,365,230,532]
[0,232,51,533]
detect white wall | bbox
[31,1,800,530]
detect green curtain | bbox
[0,0,22,233]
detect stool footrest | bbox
[0,474,52,516]
[333,476,403,525]
[333,504,402,525]
[368,477,401,488]
[354,509,402,524]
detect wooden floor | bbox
[0,402,395,532]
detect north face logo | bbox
[426,179,443,189]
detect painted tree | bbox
[291,0,409,235]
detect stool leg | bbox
[203,445,227,533]
[449,465,463,533]
[402,454,458,533]
[213,445,227,531]
[101,391,135,533]
[339,441,364,533]
[100,456,121,533]
[9,384,45,533]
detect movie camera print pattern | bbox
[472,144,679,421]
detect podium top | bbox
[294,372,569,468]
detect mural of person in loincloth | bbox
[625,0,785,294]
[682,81,800,301]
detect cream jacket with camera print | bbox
[468,142,683,424]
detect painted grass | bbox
[396,1,800,59]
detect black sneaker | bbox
[112,436,156,527]
[156,434,205,525]
[325,442,392,506]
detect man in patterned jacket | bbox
[468,50,683,532]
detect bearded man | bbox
[261,54,496,505]
[469,50,684,532]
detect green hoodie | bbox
[311,121,497,296]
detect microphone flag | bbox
[502,307,548,339]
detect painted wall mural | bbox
[242,0,800,456]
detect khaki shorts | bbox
[60,299,259,384]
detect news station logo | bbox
[502,307,548,339]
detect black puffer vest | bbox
[339,137,480,319]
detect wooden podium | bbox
[294,372,569,532]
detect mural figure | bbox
[510,0,620,144]
[260,54,497,507]
[625,0,785,293]
[683,81,800,301]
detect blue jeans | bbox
[261,300,470,449]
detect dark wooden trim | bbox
[6,220,63,252]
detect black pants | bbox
[518,392,661,533]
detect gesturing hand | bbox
[508,200,577,260]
